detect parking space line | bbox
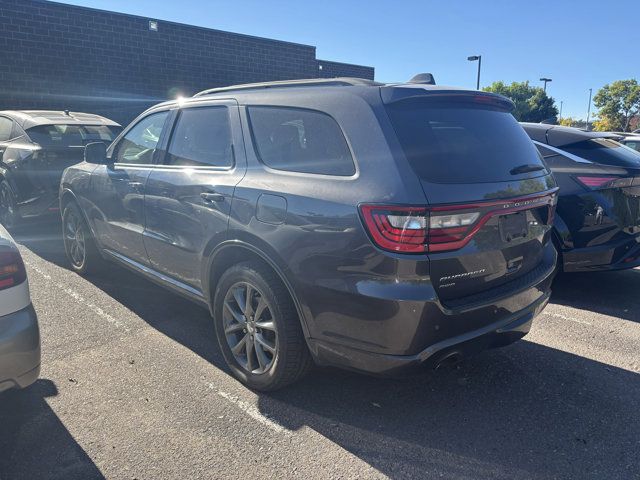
[544,311,592,326]
[208,383,291,436]
[23,257,130,332]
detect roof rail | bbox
[194,77,382,97]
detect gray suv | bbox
[60,77,558,390]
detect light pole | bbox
[467,55,481,90]
[559,101,563,121]
[586,88,593,131]
[540,77,552,92]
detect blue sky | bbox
[60,0,638,119]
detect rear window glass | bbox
[248,106,355,176]
[385,101,547,183]
[27,124,121,147]
[562,138,640,167]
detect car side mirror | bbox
[84,142,109,165]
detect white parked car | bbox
[0,223,40,392]
[620,136,640,153]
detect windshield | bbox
[26,124,122,147]
[561,138,640,167]
[386,100,547,183]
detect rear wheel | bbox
[62,202,102,275]
[213,261,312,391]
[0,180,19,229]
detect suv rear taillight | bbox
[0,251,27,291]
[359,191,558,254]
[359,205,429,253]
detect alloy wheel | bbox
[64,210,86,268]
[222,281,278,374]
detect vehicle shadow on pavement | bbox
[12,222,226,367]
[0,379,105,480]
[258,343,639,479]
[11,221,68,268]
[552,268,640,323]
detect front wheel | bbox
[213,261,312,391]
[62,202,102,275]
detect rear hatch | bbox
[381,89,557,302]
[26,123,121,190]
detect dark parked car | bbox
[61,77,558,390]
[523,123,640,272]
[0,110,121,228]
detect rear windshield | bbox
[562,138,640,167]
[385,100,546,183]
[27,124,122,147]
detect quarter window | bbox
[248,106,355,176]
[116,111,169,164]
[166,107,234,168]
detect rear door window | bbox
[248,106,355,176]
[561,138,640,167]
[165,107,234,168]
[385,100,547,183]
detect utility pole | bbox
[586,88,593,131]
[467,55,482,90]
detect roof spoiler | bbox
[408,73,436,85]
[381,87,515,111]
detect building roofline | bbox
[37,0,317,50]
[316,59,375,70]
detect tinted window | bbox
[116,111,169,164]
[386,100,547,183]
[27,124,121,147]
[562,138,640,167]
[0,117,13,142]
[248,106,355,176]
[166,107,233,168]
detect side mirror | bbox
[84,142,108,164]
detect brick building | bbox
[0,0,374,125]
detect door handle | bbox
[128,181,144,192]
[201,192,225,203]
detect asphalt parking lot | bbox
[0,222,638,480]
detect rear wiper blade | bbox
[510,164,546,175]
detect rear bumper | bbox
[309,292,549,375]
[562,235,640,272]
[0,304,41,392]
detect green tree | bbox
[593,79,640,132]
[483,81,558,122]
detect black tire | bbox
[213,261,313,391]
[0,180,19,229]
[62,202,103,275]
